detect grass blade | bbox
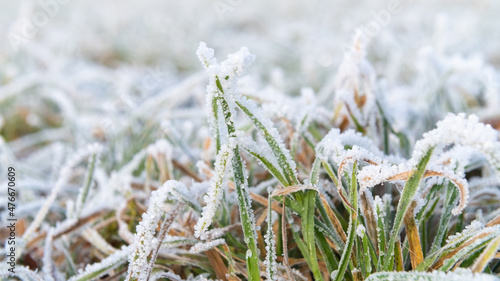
[472,235,500,273]
[235,98,299,186]
[403,200,424,269]
[333,162,358,281]
[383,147,434,270]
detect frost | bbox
[264,187,278,281]
[22,144,101,244]
[356,224,366,238]
[194,141,235,238]
[200,224,239,241]
[3,2,500,279]
[126,181,185,281]
[196,42,217,70]
[446,220,484,244]
[365,270,499,281]
[69,245,132,281]
[189,238,225,254]
[411,113,500,177]
[334,30,377,128]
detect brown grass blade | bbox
[403,201,423,269]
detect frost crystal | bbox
[194,141,235,238]
[69,246,132,281]
[127,180,185,281]
[189,238,225,254]
[356,224,366,238]
[411,113,500,175]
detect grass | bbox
[2,26,500,281]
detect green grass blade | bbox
[212,97,222,154]
[235,99,298,186]
[310,157,321,186]
[265,191,278,280]
[439,232,496,271]
[383,147,434,270]
[316,195,346,250]
[241,145,288,186]
[366,271,500,281]
[315,228,339,273]
[429,182,458,254]
[472,235,500,273]
[218,96,260,280]
[302,190,324,281]
[75,147,99,218]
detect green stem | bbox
[334,162,359,281]
[302,190,324,281]
[383,147,434,270]
[218,95,260,281]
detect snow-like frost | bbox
[194,140,235,238]
[189,238,225,254]
[127,180,186,281]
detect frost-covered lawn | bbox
[1,1,500,280]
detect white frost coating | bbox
[197,42,255,140]
[366,269,499,281]
[358,155,470,215]
[22,144,99,243]
[147,139,173,161]
[194,140,235,238]
[315,128,343,161]
[356,224,366,238]
[42,229,55,281]
[426,166,470,215]
[355,113,500,216]
[334,30,377,126]
[237,133,285,180]
[374,196,384,214]
[74,144,102,218]
[411,113,500,176]
[359,189,378,222]
[446,220,484,244]
[235,97,298,178]
[50,218,78,238]
[316,128,400,168]
[190,238,225,253]
[151,271,184,281]
[83,228,117,255]
[69,245,132,281]
[337,145,381,175]
[264,187,278,281]
[196,42,217,70]
[0,266,43,281]
[200,223,239,241]
[340,130,383,158]
[357,162,411,189]
[127,180,185,281]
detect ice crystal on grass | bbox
[22,143,101,244]
[189,238,225,254]
[366,270,499,281]
[127,180,185,281]
[356,224,366,238]
[194,141,235,238]
[69,246,132,281]
[264,187,278,281]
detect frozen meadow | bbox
[1,0,500,280]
